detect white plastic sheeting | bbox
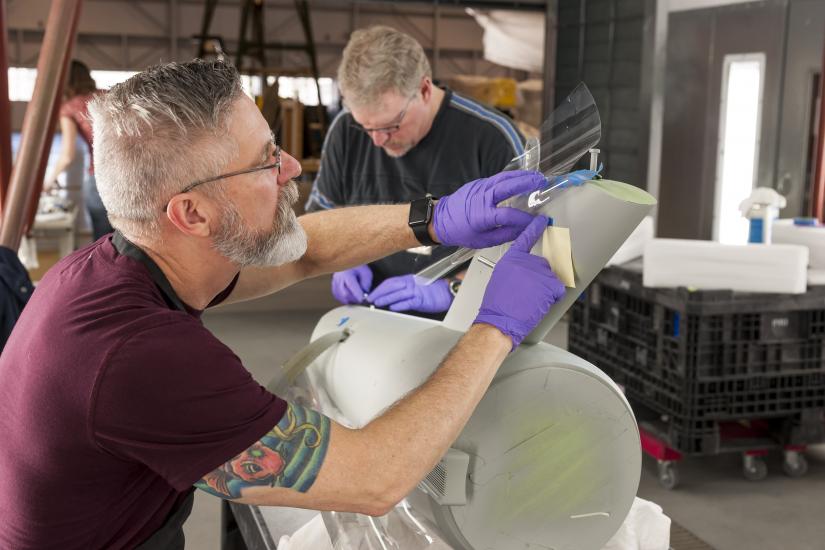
[467,9,545,73]
[602,498,671,550]
[271,497,670,550]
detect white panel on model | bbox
[305,306,641,550]
[281,178,657,550]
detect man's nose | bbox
[369,130,390,147]
[278,151,302,184]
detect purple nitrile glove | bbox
[367,275,453,313]
[432,170,547,249]
[331,265,373,305]
[474,216,566,349]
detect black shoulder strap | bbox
[111,231,188,313]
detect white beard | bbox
[212,181,308,267]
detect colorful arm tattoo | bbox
[196,402,330,499]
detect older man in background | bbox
[306,25,527,316]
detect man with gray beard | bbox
[213,174,305,267]
[0,60,565,549]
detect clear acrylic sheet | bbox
[322,502,453,550]
[283,373,454,549]
[414,82,601,284]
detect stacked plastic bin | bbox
[569,260,825,489]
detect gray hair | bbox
[337,26,431,108]
[88,59,243,237]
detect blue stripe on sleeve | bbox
[305,184,336,210]
[449,93,525,156]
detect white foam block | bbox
[643,239,808,294]
[607,215,655,266]
[808,269,825,286]
[773,219,825,269]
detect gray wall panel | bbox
[658,0,789,239]
[658,10,714,239]
[617,0,646,18]
[775,0,825,217]
[555,0,656,189]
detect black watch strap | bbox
[409,196,439,247]
[412,222,438,247]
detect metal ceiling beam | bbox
[362,0,547,10]
[80,0,480,20]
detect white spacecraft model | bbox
[275,85,657,550]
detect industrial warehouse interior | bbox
[1,1,824,549]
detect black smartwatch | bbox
[408,195,439,247]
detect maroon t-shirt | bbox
[0,234,287,549]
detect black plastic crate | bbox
[570,311,825,419]
[569,263,825,424]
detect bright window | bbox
[241,75,338,107]
[90,70,138,89]
[7,67,37,101]
[272,76,337,107]
[240,74,263,98]
[7,67,138,101]
[713,53,765,244]
[10,67,339,109]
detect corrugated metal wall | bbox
[554,0,654,188]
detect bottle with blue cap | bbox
[738,187,787,244]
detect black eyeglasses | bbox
[179,134,281,196]
[352,95,415,136]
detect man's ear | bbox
[420,76,432,101]
[165,194,214,237]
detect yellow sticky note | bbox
[541,226,576,287]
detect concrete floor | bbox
[183,276,825,550]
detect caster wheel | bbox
[783,452,808,478]
[657,461,680,490]
[743,455,768,481]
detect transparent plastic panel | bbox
[415,83,601,284]
[321,501,454,550]
[534,82,601,176]
[286,371,455,549]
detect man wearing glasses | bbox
[306,25,526,316]
[0,60,565,548]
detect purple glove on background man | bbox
[368,275,453,313]
[432,170,547,249]
[331,265,373,305]
[474,216,566,349]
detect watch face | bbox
[409,198,432,226]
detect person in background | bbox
[305,25,527,317]
[46,59,113,240]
